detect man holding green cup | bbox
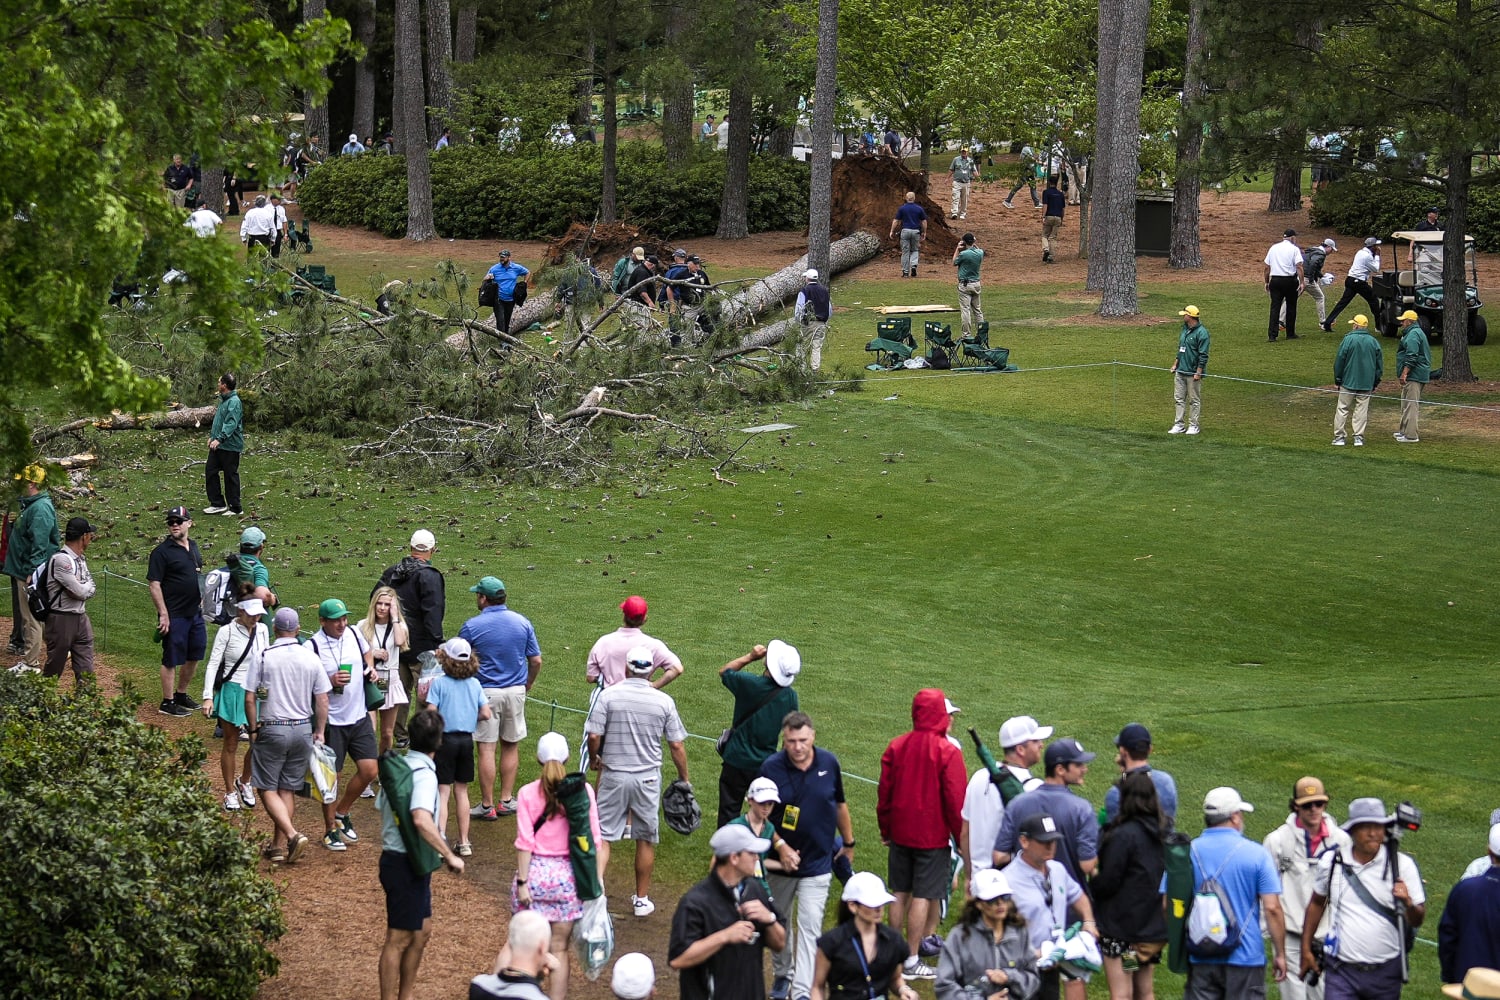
[308,597,378,851]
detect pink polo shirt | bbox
[584,627,681,686]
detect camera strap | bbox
[1336,855,1400,929]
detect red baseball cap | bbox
[620,595,648,618]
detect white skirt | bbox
[376,663,409,709]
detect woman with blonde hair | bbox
[358,586,409,754]
[514,732,601,1000]
[200,594,269,813]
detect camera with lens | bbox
[1394,801,1422,832]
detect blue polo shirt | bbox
[993,782,1098,887]
[459,604,540,689]
[1042,187,1066,218]
[1177,826,1282,968]
[759,747,845,878]
[1103,766,1179,824]
[485,261,530,302]
[894,202,927,230]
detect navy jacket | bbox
[1439,865,1500,984]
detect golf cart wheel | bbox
[1470,313,1488,346]
[1419,315,1436,345]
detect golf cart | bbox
[1370,231,1487,344]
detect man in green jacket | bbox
[1169,305,1210,436]
[204,373,244,516]
[4,464,60,671]
[952,234,985,340]
[1333,314,1383,447]
[1395,309,1431,443]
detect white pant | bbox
[950,180,970,217]
[767,872,831,998]
[1280,932,1325,1000]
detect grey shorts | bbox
[326,716,378,771]
[596,769,661,842]
[1183,962,1267,1000]
[474,686,527,744]
[251,723,313,792]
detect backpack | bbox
[25,558,54,622]
[478,275,498,307]
[611,256,633,294]
[377,750,445,876]
[279,143,297,169]
[1304,247,1326,281]
[927,346,952,370]
[201,564,237,626]
[1186,843,1246,959]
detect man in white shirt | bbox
[307,597,377,850]
[185,205,222,238]
[238,195,276,256]
[1324,238,1383,331]
[1264,228,1306,341]
[1301,797,1424,998]
[960,715,1048,875]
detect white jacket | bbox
[1263,812,1352,937]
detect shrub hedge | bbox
[0,674,284,999]
[1310,173,1500,252]
[298,143,811,240]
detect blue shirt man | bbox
[1102,723,1178,825]
[486,250,530,337]
[1176,788,1286,998]
[458,576,542,818]
[993,738,1100,887]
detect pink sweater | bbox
[513,779,602,857]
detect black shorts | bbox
[326,717,378,772]
[379,850,432,931]
[433,730,475,785]
[162,616,207,668]
[887,843,950,899]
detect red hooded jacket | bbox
[877,688,967,849]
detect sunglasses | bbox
[1296,801,1328,810]
[167,519,187,526]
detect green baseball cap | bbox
[318,598,349,620]
[469,576,506,598]
[239,526,266,548]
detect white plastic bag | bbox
[572,895,614,981]
[308,740,338,804]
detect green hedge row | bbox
[1310,173,1500,252]
[0,674,283,998]
[298,143,811,239]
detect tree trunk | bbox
[424,0,454,139]
[454,4,476,63]
[1441,150,1476,381]
[1268,152,1302,212]
[1098,0,1150,316]
[1089,0,1122,290]
[303,0,330,148]
[353,0,377,140]
[717,79,753,239]
[807,0,839,282]
[719,231,880,326]
[601,69,619,222]
[767,122,795,158]
[661,4,694,169]
[396,0,434,239]
[917,123,934,172]
[1170,0,1206,269]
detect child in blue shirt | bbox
[424,637,490,858]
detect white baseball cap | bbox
[536,731,569,764]
[611,953,655,1000]
[971,868,1013,900]
[746,777,781,804]
[804,268,819,280]
[1203,787,1255,819]
[766,639,801,687]
[440,637,472,661]
[944,698,961,715]
[1489,823,1500,856]
[841,871,896,907]
[999,715,1053,748]
[626,645,655,673]
[410,529,436,551]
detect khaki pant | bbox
[957,282,983,338]
[11,575,43,666]
[1281,280,1327,324]
[1334,388,1372,441]
[1173,372,1202,429]
[1042,215,1063,252]
[950,180,970,218]
[801,320,828,371]
[1400,380,1423,439]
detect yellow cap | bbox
[1178,305,1201,318]
[14,464,44,485]
[1349,315,1369,328]
[1398,309,1419,322]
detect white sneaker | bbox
[1185,426,1200,435]
[1332,438,1346,446]
[1001,201,1014,210]
[203,505,228,515]
[1394,433,1418,443]
[236,777,256,808]
[9,663,40,674]
[632,895,655,917]
[903,958,937,980]
[224,792,242,811]
[1353,436,1364,447]
[1168,423,1186,434]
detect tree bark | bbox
[353,0,377,140]
[1098,0,1150,316]
[661,3,694,169]
[1170,0,1206,269]
[1441,152,1476,381]
[1089,0,1122,290]
[35,406,219,445]
[717,79,754,239]
[807,0,839,282]
[424,0,454,139]
[396,0,435,239]
[454,4,476,63]
[302,0,330,148]
[1268,152,1302,212]
[719,231,880,326]
[601,63,619,222]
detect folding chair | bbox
[865,337,915,368]
[924,321,959,367]
[959,321,990,354]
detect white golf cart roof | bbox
[1391,230,1474,245]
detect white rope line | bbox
[1112,362,1500,414]
[812,361,1117,386]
